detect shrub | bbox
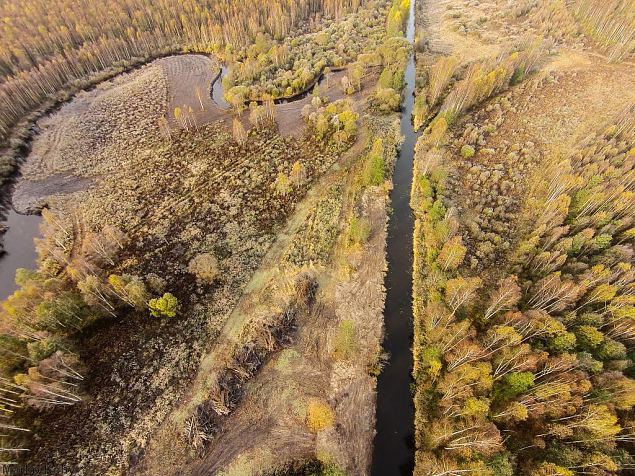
[333,320,358,360]
[362,146,385,186]
[460,144,475,158]
[317,464,349,476]
[348,217,371,246]
[306,400,335,432]
[148,293,179,318]
[188,253,220,283]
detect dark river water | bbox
[371,0,419,474]
[211,65,230,109]
[0,209,41,300]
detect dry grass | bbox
[143,116,401,476]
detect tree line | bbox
[0,0,366,146]
[222,0,387,104]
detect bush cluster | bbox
[223,0,391,103]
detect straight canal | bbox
[371,0,420,473]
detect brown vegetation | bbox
[0,46,362,472]
[134,114,401,476]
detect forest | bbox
[413,106,635,475]
[410,0,635,474]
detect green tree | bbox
[486,452,514,476]
[530,463,574,476]
[379,67,394,89]
[362,139,385,186]
[289,160,305,185]
[496,371,535,400]
[575,325,604,351]
[462,397,490,418]
[148,293,178,318]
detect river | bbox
[0,208,41,300]
[371,0,419,474]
